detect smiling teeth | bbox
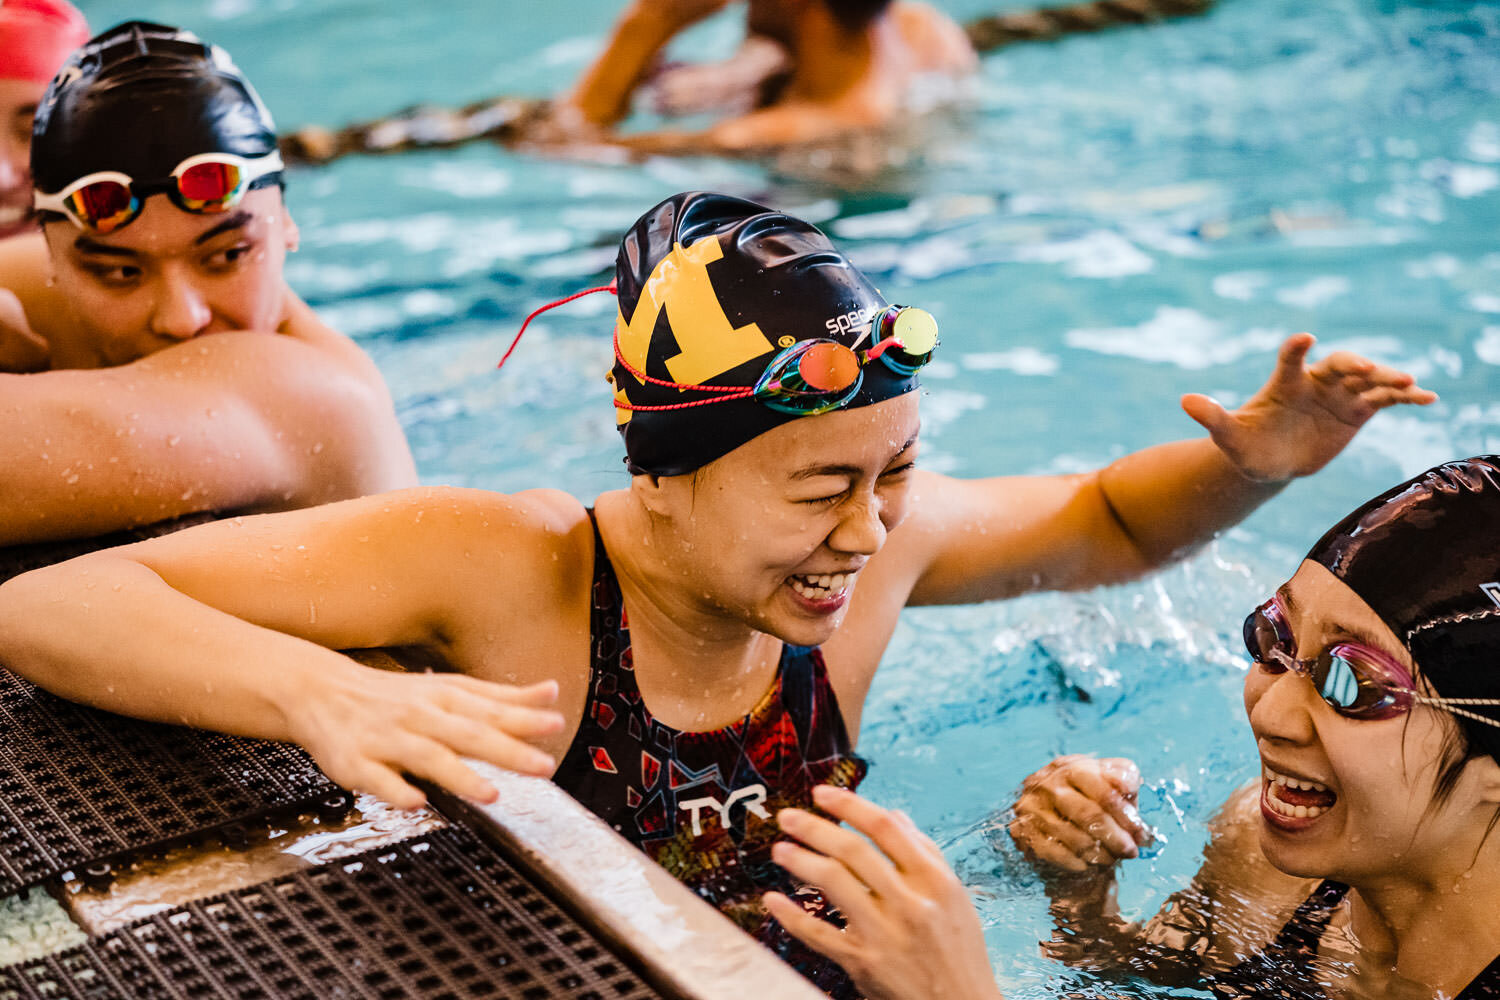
[1262,766,1332,819]
[790,573,852,600]
[1263,767,1330,793]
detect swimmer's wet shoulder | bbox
[0,21,415,548]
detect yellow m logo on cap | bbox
[615,236,775,400]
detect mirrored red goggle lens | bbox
[796,341,861,393]
[176,161,244,209]
[68,181,138,233]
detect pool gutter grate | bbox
[0,669,341,896]
[0,824,667,1000]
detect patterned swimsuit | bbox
[1210,880,1500,999]
[550,515,869,997]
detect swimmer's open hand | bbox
[0,288,48,373]
[766,786,1002,1000]
[1182,333,1438,483]
[1009,755,1150,874]
[286,668,565,811]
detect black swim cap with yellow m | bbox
[1307,456,1500,760]
[611,192,926,477]
[32,21,278,195]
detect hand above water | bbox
[1009,755,1152,873]
[1182,333,1437,483]
[0,288,48,373]
[767,785,1003,1000]
[283,667,565,811]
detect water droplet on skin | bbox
[166,435,180,447]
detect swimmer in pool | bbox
[0,22,415,547]
[0,0,86,371]
[765,458,1500,999]
[549,0,976,154]
[0,0,85,241]
[0,193,1432,994]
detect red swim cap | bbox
[0,0,88,84]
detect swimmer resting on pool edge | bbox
[759,458,1500,1000]
[0,193,1433,996]
[0,23,415,549]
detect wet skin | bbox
[0,77,46,240]
[40,187,297,368]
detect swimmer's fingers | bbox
[441,675,561,707]
[377,731,500,806]
[429,681,566,740]
[416,710,558,778]
[339,759,429,813]
[891,808,948,866]
[1007,811,1098,872]
[770,839,888,933]
[1264,333,1318,391]
[809,785,943,880]
[762,890,855,961]
[1358,384,1438,410]
[1046,786,1139,860]
[1065,767,1151,848]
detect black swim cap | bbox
[611,192,920,477]
[31,21,278,196]
[1307,456,1500,760]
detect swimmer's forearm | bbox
[1097,438,1284,568]
[0,555,353,742]
[566,4,680,125]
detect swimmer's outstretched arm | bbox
[884,334,1435,607]
[0,488,581,809]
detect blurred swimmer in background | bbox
[0,0,86,243]
[0,0,87,371]
[0,22,415,553]
[551,0,976,154]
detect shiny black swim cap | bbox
[1307,456,1500,760]
[32,21,278,196]
[611,192,920,477]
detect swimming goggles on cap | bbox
[1244,595,1500,726]
[33,150,285,234]
[613,305,939,415]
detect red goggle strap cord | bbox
[497,280,619,370]
[499,283,906,414]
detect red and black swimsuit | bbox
[551,514,868,997]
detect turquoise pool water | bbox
[49,0,1500,992]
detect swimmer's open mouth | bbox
[1262,765,1338,822]
[788,572,854,602]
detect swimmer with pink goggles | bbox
[1244,594,1500,726]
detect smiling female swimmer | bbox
[0,192,1434,995]
[762,458,1500,999]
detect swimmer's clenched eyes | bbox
[793,459,917,506]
